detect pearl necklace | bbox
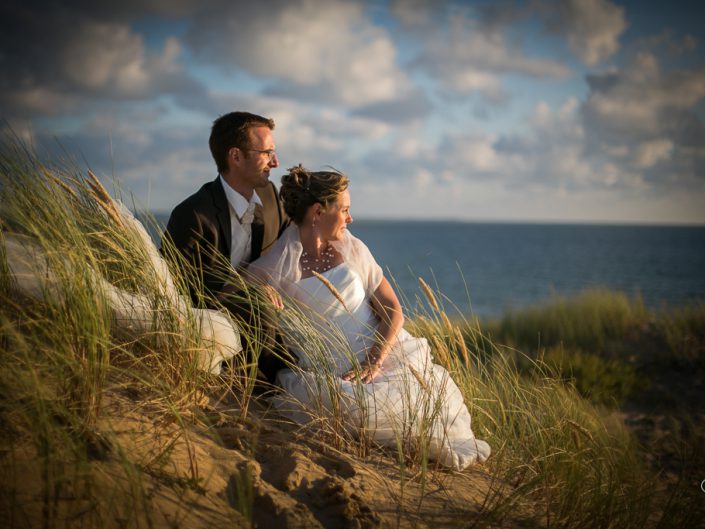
[301,244,336,272]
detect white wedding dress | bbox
[272,261,491,471]
[4,199,242,375]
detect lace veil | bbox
[249,224,383,298]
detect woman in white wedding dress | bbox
[250,166,490,471]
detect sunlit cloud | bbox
[1,0,703,224]
[187,0,414,107]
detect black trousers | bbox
[215,282,292,385]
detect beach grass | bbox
[406,287,695,529]
[1,137,703,528]
[490,289,647,352]
[482,288,705,407]
[657,302,705,367]
[0,137,245,527]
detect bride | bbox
[250,165,490,470]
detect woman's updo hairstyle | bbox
[280,165,349,224]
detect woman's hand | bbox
[341,358,381,384]
[262,284,284,310]
[341,348,385,384]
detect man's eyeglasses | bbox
[244,148,277,163]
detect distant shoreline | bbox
[147,212,705,229]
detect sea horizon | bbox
[147,214,705,319]
[149,212,705,229]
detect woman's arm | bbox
[342,276,404,384]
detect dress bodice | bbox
[295,263,366,315]
[289,263,378,371]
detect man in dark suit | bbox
[162,111,289,383]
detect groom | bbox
[162,111,289,383]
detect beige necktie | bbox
[234,201,256,266]
[240,201,256,225]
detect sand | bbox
[1,389,525,529]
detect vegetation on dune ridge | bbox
[485,289,705,405]
[481,288,705,507]
[1,137,703,528]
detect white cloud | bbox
[86,113,156,150]
[188,0,411,107]
[268,104,392,163]
[633,139,674,169]
[61,26,183,97]
[3,0,703,225]
[417,97,650,194]
[447,70,501,94]
[354,169,705,223]
[396,136,435,159]
[443,134,501,173]
[536,0,627,65]
[389,0,435,27]
[411,11,568,99]
[413,168,433,188]
[207,91,393,169]
[531,97,581,132]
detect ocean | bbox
[151,215,705,319]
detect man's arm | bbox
[162,204,203,262]
[161,204,210,305]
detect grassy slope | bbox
[483,289,705,494]
[1,140,703,528]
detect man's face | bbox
[231,126,279,191]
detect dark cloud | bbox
[352,90,432,123]
[535,0,627,65]
[262,81,344,107]
[476,1,530,30]
[581,51,705,184]
[628,30,699,58]
[0,2,210,119]
[4,0,208,21]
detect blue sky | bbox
[2,0,704,223]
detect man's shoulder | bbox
[257,180,279,206]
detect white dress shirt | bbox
[219,175,263,268]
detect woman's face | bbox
[318,190,353,242]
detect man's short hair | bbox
[209,112,275,173]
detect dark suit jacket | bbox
[162,177,288,306]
